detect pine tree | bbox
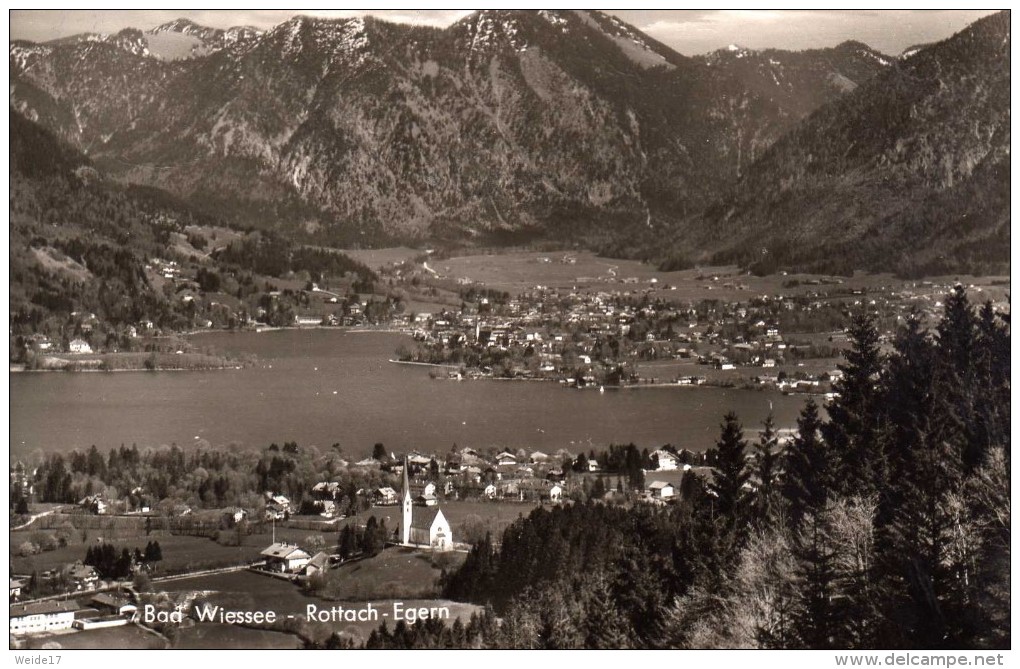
[709,411,751,542]
[822,310,885,499]
[782,399,829,530]
[752,413,782,526]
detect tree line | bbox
[385,286,1009,649]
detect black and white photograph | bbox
[6,5,1012,661]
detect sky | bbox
[8,8,1002,56]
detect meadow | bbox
[159,559,480,647]
[22,623,167,650]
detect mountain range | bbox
[9,9,1010,274]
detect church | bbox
[400,455,453,551]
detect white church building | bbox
[400,456,453,551]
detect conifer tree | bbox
[752,413,782,525]
[822,310,885,498]
[782,399,828,530]
[710,411,751,542]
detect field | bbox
[323,545,463,600]
[159,559,480,647]
[12,524,269,575]
[341,246,423,269]
[174,622,303,649]
[22,624,167,650]
[11,500,532,578]
[411,249,1010,305]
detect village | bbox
[9,440,725,646]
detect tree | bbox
[822,310,885,499]
[782,399,829,530]
[752,413,782,526]
[710,411,751,549]
[372,443,388,461]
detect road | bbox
[12,506,64,531]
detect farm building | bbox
[260,542,312,573]
[10,600,85,635]
[90,593,137,617]
[648,481,676,500]
[303,551,331,577]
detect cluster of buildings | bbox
[10,592,137,637]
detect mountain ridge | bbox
[9,10,1010,274]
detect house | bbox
[10,577,27,601]
[374,487,398,506]
[68,339,92,354]
[416,493,438,507]
[495,451,517,466]
[224,508,248,524]
[10,600,82,635]
[260,542,312,573]
[312,481,341,497]
[266,493,291,510]
[89,593,137,617]
[319,500,337,518]
[66,562,99,590]
[78,495,107,515]
[652,449,679,471]
[647,481,676,500]
[264,504,286,521]
[400,456,453,551]
[529,451,549,464]
[303,551,331,578]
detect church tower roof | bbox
[402,454,411,501]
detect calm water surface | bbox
[10,330,812,459]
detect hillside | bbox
[10,10,891,248]
[9,112,378,357]
[688,11,1010,276]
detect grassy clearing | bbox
[321,546,462,600]
[11,531,264,574]
[174,622,303,649]
[341,247,423,270]
[24,624,166,650]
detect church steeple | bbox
[401,454,412,545]
[402,454,411,502]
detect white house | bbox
[647,481,675,500]
[10,578,26,601]
[68,339,92,354]
[66,562,99,590]
[495,451,517,466]
[10,601,81,635]
[260,542,312,573]
[652,449,679,471]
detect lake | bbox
[10,329,812,459]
